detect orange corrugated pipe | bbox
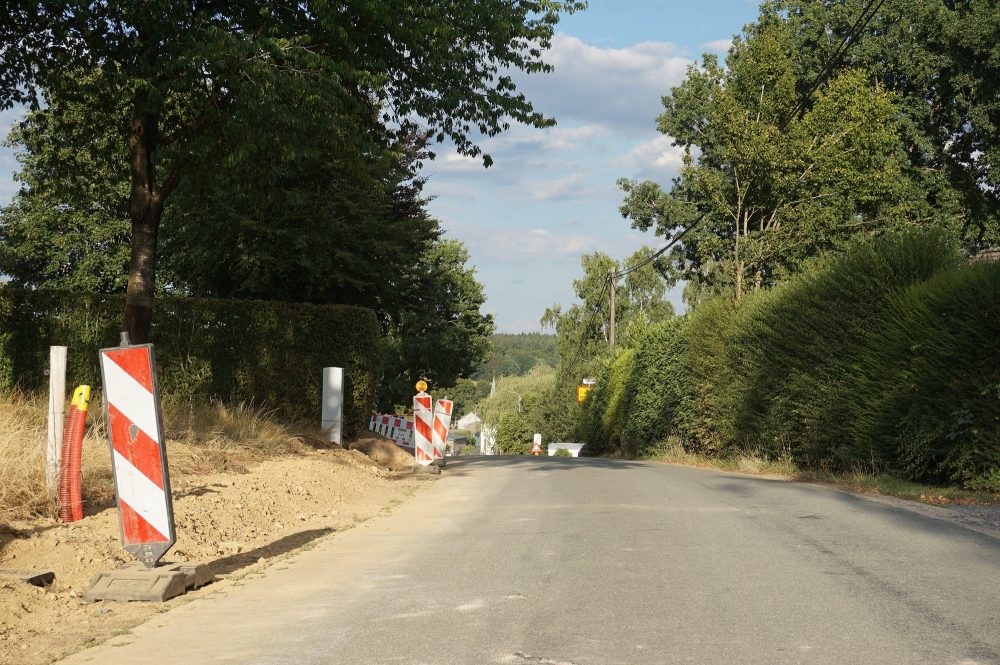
[58,386,90,523]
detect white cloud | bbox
[703,38,733,53]
[426,180,480,202]
[441,221,601,261]
[513,33,692,133]
[617,134,686,180]
[434,152,482,174]
[528,172,588,201]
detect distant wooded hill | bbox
[474,333,556,379]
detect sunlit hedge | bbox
[578,229,999,489]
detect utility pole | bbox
[609,268,617,352]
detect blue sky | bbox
[423,0,762,331]
[0,1,763,332]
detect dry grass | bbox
[0,391,324,523]
[646,438,999,506]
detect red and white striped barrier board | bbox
[413,393,434,465]
[431,399,453,460]
[368,414,414,447]
[99,344,175,568]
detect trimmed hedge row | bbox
[0,288,380,437]
[579,230,1000,489]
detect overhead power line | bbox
[616,216,703,279]
[780,0,888,129]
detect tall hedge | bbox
[850,260,1000,489]
[576,229,999,489]
[620,317,686,457]
[674,296,736,454]
[719,229,962,465]
[577,348,636,456]
[0,288,380,437]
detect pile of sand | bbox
[0,442,425,664]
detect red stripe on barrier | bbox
[433,418,448,443]
[119,498,169,544]
[108,403,164,490]
[415,417,432,441]
[103,347,154,393]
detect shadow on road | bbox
[207,528,334,577]
[442,455,650,478]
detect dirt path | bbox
[0,446,430,665]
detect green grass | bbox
[646,439,1000,506]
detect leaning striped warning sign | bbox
[431,399,453,460]
[99,344,175,568]
[413,393,434,466]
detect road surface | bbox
[59,457,1000,664]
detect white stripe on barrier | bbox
[101,356,160,441]
[112,450,171,538]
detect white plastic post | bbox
[322,367,344,445]
[46,346,67,501]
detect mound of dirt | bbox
[0,446,426,665]
[346,436,417,470]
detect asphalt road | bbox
[59,457,1000,665]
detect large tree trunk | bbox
[123,204,163,344]
[123,96,163,344]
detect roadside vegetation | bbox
[474,0,999,504]
[0,391,322,522]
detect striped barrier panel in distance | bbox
[431,399,453,460]
[413,393,434,466]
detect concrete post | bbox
[46,346,67,501]
[322,367,344,445]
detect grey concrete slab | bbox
[82,561,213,603]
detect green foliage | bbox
[0,287,379,436]
[495,413,534,456]
[2,97,493,415]
[378,239,494,408]
[673,297,737,454]
[554,447,572,457]
[475,333,558,379]
[850,261,1000,489]
[618,3,989,303]
[619,318,687,457]
[762,0,999,249]
[572,230,999,489]
[0,1,585,341]
[577,349,636,457]
[0,80,130,292]
[439,378,491,420]
[718,230,962,465]
[476,365,576,454]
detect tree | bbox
[763,0,998,248]
[620,22,919,301]
[0,77,129,292]
[475,365,573,454]
[0,0,584,341]
[620,2,999,303]
[541,247,675,371]
[1,86,494,411]
[378,239,495,409]
[474,332,558,380]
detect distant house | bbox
[457,412,481,432]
